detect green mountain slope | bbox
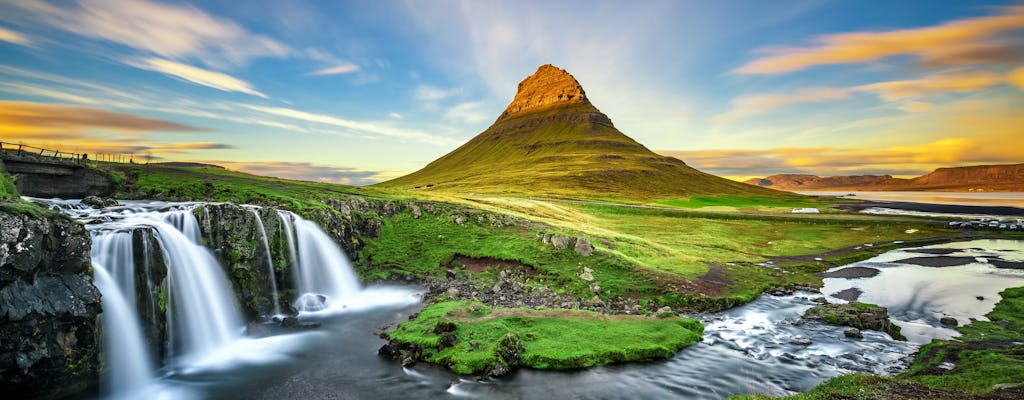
[378,65,782,201]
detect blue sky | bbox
[1,0,1022,184]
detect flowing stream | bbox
[35,198,1024,399]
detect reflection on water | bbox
[821,239,1024,343]
[797,191,1024,208]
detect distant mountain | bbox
[746,163,1024,192]
[379,64,778,200]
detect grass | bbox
[0,165,55,218]
[901,286,1024,393]
[385,300,703,374]
[113,164,375,215]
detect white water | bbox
[250,209,282,316]
[292,218,361,312]
[152,218,245,364]
[92,263,154,398]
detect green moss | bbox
[386,301,703,374]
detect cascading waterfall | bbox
[282,212,362,312]
[150,218,244,363]
[91,263,153,397]
[250,208,282,316]
[35,198,382,398]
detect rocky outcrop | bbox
[0,210,101,399]
[194,204,293,319]
[803,302,906,341]
[80,195,119,208]
[744,174,901,190]
[498,64,589,121]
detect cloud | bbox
[713,87,850,122]
[1009,66,1024,90]
[387,112,403,119]
[415,84,459,101]
[5,0,291,67]
[444,101,490,124]
[0,100,204,136]
[128,57,267,98]
[0,26,30,46]
[240,104,457,146]
[211,160,387,186]
[899,101,933,113]
[308,63,360,76]
[855,70,1004,101]
[735,6,1024,74]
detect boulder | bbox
[844,328,863,339]
[550,235,575,249]
[803,302,906,341]
[939,316,959,326]
[574,237,595,256]
[80,195,119,208]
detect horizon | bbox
[2,0,1023,185]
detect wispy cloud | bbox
[240,104,457,146]
[5,0,291,67]
[855,69,1004,101]
[735,6,1024,74]
[414,84,459,101]
[128,57,267,98]
[1008,66,1024,90]
[444,101,490,124]
[0,26,31,46]
[308,63,360,76]
[713,87,850,122]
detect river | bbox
[39,199,1024,399]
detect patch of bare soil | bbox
[453,254,536,274]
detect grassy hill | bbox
[378,66,782,202]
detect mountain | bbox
[379,65,779,200]
[746,163,1024,192]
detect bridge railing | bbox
[0,142,135,165]
[0,142,85,165]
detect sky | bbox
[0,0,1022,184]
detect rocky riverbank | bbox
[0,209,101,399]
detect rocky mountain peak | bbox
[498,64,589,121]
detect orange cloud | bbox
[735,6,1024,74]
[0,101,203,135]
[856,70,1004,101]
[1008,66,1024,90]
[308,63,360,76]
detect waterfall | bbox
[250,209,282,316]
[92,263,153,397]
[150,218,243,363]
[289,216,362,312]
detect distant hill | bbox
[746,163,1024,192]
[378,64,779,200]
[151,162,225,169]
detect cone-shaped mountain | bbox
[380,64,780,200]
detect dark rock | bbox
[940,317,959,326]
[812,297,830,304]
[0,210,100,399]
[844,328,863,339]
[439,332,457,348]
[81,195,119,208]
[433,321,457,334]
[976,296,985,301]
[818,266,880,279]
[830,288,862,302]
[804,302,906,340]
